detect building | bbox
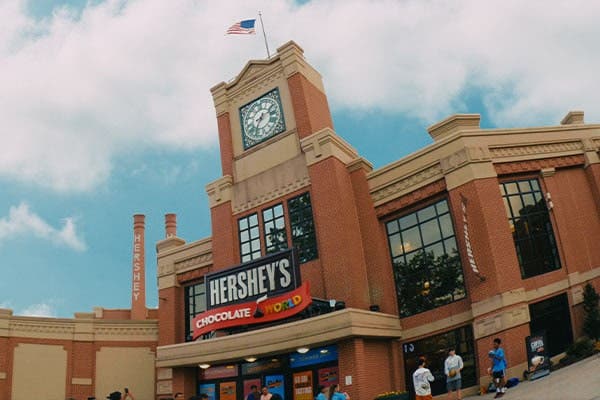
[154,40,600,400]
[0,216,158,400]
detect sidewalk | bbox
[464,354,600,400]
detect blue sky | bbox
[1,0,599,317]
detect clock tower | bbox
[207,41,394,312]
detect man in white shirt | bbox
[444,347,464,400]
[412,357,435,400]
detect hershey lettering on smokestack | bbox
[131,214,146,320]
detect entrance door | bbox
[529,293,574,356]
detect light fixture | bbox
[199,363,211,369]
[320,349,329,354]
[297,347,310,354]
[245,357,257,363]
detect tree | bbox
[393,250,465,317]
[582,283,600,341]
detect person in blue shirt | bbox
[487,337,507,398]
[315,385,327,400]
[328,384,349,400]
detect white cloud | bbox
[0,202,87,251]
[20,302,57,317]
[1,0,599,192]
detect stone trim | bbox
[231,174,311,215]
[474,304,530,339]
[0,313,158,341]
[300,127,359,167]
[72,378,92,385]
[489,140,583,161]
[560,110,584,125]
[157,380,173,395]
[0,372,6,379]
[157,368,173,380]
[206,175,233,208]
[347,157,374,173]
[156,308,402,367]
[370,163,443,207]
[427,114,481,141]
[401,310,473,340]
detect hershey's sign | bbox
[206,249,300,309]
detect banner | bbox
[293,371,313,400]
[193,282,311,339]
[266,374,285,399]
[526,332,551,380]
[198,383,216,400]
[219,381,236,400]
[318,367,339,387]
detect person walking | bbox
[444,347,464,400]
[328,384,349,400]
[260,386,273,400]
[412,357,435,400]
[123,388,135,400]
[315,385,327,400]
[488,337,507,398]
[246,385,261,400]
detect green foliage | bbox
[393,250,465,317]
[582,283,600,340]
[565,337,594,359]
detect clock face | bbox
[240,88,286,149]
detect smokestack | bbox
[165,213,177,238]
[131,214,146,320]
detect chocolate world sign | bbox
[192,249,310,339]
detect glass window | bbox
[263,204,288,254]
[385,199,466,317]
[288,192,318,263]
[500,178,561,278]
[185,281,206,342]
[239,213,261,262]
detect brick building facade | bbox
[155,41,600,400]
[0,215,158,400]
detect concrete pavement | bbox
[463,354,600,400]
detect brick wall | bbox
[217,112,234,176]
[287,73,334,140]
[307,157,370,308]
[350,166,398,315]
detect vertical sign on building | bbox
[460,194,486,282]
[131,214,146,319]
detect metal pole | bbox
[258,11,271,58]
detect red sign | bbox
[193,282,311,339]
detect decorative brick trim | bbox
[489,140,583,159]
[232,174,311,215]
[374,179,446,218]
[494,155,585,175]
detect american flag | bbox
[226,19,256,35]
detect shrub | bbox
[374,390,408,399]
[582,283,600,341]
[566,337,594,359]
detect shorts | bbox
[447,379,462,391]
[416,395,433,400]
[492,370,505,380]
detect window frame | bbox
[287,192,319,264]
[184,281,206,342]
[499,176,562,279]
[385,197,466,318]
[238,212,262,263]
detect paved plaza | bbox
[464,354,600,400]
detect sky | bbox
[1,0,599,318]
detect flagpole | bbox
[258,11,271,58]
